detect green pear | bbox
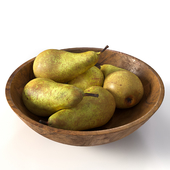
[22,78,98,117]
[68,66,104,90]
[103,70,144,109]
[47,86,116,131]
[33,46,109,83]
[100,64,124,78]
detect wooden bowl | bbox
[5,47,164,146]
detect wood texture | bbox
[5,48,164,146]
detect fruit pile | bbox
[22,46,144,131]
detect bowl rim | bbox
[5,47,165,136]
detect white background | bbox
[1,0,170,170]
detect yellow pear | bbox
[103,70,144,108]
[33,46,109,83]
[47,86,116,130]
[68,66,104,90]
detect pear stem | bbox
[39,119,48,125]
[84,93,99,97]
[100,45,109,53]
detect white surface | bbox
[1,0,170,170]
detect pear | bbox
[100,64,124,78]
[103,70,144,109]
[33,46,109,83]
[47,86,116,131]
[68,66,104,90]
[22,78,98,117]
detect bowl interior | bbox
[6,48,164,132]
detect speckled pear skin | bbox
[100,64,124,78]
[103,70,144,109]
[48,86,116,131]
[68,66,104,90]
[33,49,100,83]
[22,78,84,117]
